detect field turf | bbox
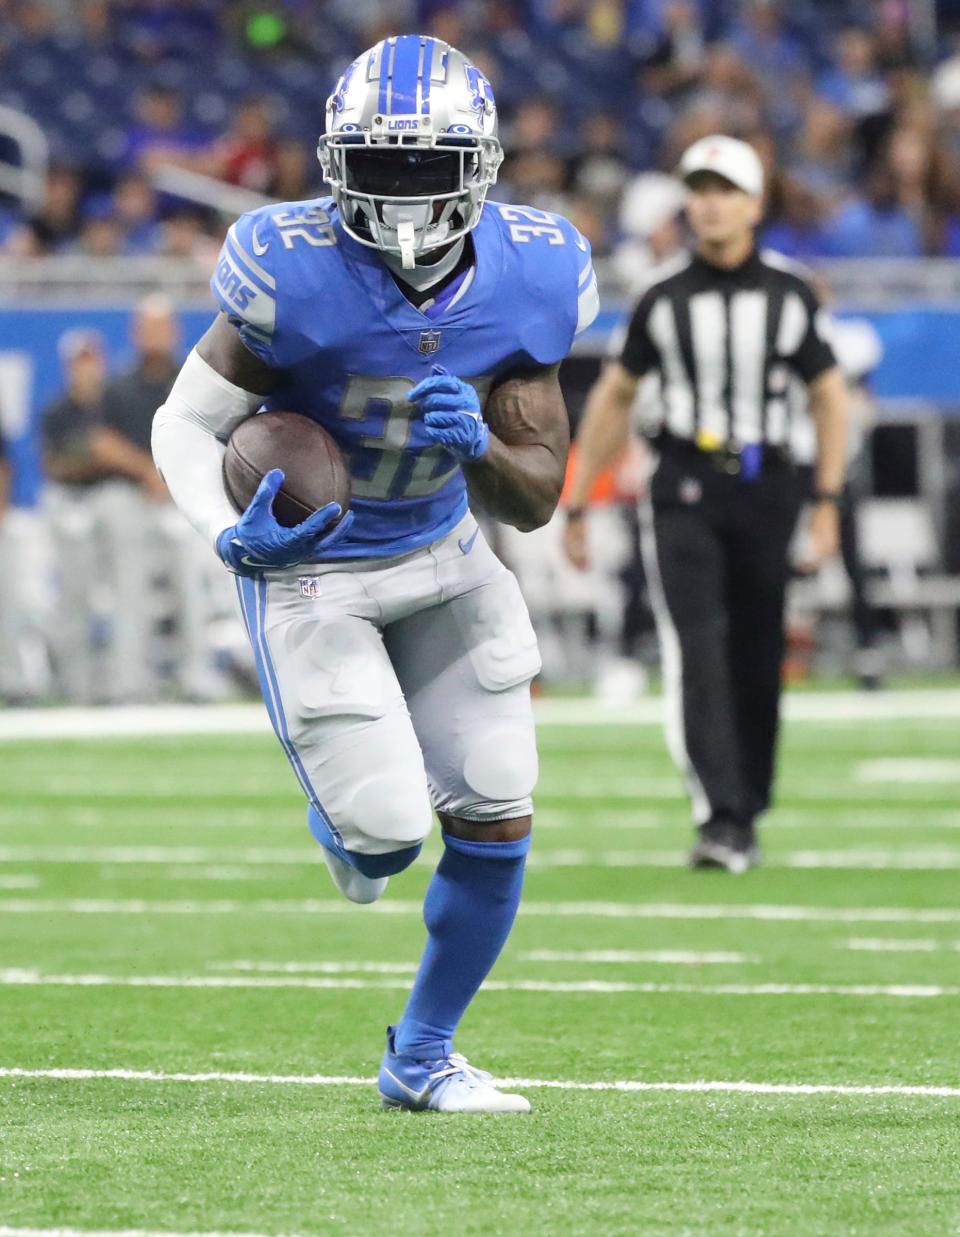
[1,694,959,1235]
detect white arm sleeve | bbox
[151,348,263,549]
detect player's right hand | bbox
[216,468,354,575]
[562,511,590,572]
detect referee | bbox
[564,135,849,873]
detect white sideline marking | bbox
[4,897,960,924]
[0,969,956,999]
[520,949,755,965]
[856,759,960,783]
[6,844,960,871]
[0,845,319,866]
[1,1066,959,1100]
[0,689,958,741]
[212,953,753,973]
[536,810,960,832]
[0,1230,300,1237]
[842,938,960,953]
[211,960,418,975]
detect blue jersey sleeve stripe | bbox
[578,256,595,289]
[390,34,422,113]
[222,240,277,305]
[227,224,276,293]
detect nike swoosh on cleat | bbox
[251,227,269,256]
[458,527,480,555]
[381,1067,431,1105]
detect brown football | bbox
[223,411,351,529]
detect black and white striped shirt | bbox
[619,248,837,451]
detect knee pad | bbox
[344,773,434,855]
[307,806,421,876]
[463,723,539,803]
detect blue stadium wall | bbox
[1,303,959,506]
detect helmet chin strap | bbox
[395,218,417,270]
[382,234,465,290]
[380,202,436,270]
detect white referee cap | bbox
[677,135,765,198]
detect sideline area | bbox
[1,688,960,741]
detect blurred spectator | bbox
[112,172,161,253]
[270,137,322,200]
[0,1,958,255]
[570,112,633,230]
[508,97,563,155]
[5,166,84,256]
[41,328,163,703]
[682,42,765,135]
[157,208,219,268]
[762,171,831,261]
[786,99,853,200]
[636,1,707,104]
[827,152,924,258]
[211,96,279,193]
[729,0,805,95]
[74,213,125,257]
[816,26,890,120]
[120,86,210,174]
[613,171,686,292]
[101,296,226,701]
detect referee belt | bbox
[653,430,792,479]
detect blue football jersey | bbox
[211,197,598,558]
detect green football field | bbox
[1,693,960,1236]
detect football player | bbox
[153,35,598,1112]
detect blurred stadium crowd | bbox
[4,0,960,262]
[1,1,959,707]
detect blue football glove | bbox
[216,468,353,575]
[409,366,490,463]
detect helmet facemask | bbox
[319,133,502,269]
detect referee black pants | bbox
[641,439,803,829]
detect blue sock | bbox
[307,805,421,878]
[393,830,531,1058]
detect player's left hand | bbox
[409,367,490,462]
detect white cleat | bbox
[378,1027,531,1112]
[425,1058,531,1113]
[320,846,388,904]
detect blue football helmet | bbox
[318,35,503,268]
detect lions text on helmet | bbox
[318,36,503,269]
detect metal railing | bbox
[0,105,48,213]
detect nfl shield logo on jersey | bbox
[298,577,323,599]
[418,330,442,355]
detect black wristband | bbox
[814,490,842,504]
[565,506,587,520]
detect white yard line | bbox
[0,690,959,742]
[520,949,755,965]
[210,960,418,974]
[0,876,40,889]
[5,844,960,871]
[842,938,960,953]
[1,1066,959,1100]
[0,1228,301,1237]
[0,845,318,866]
[4,898,960,924]
[0,969,956,999]
[212,953,753,972]
[856,759,960,783]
